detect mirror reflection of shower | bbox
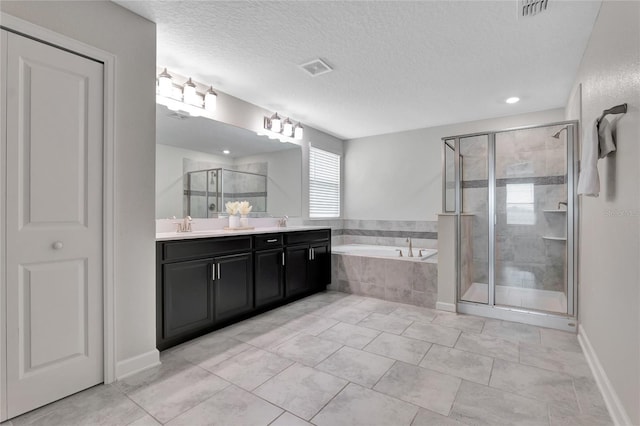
[185,168,267,218]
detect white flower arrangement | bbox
[225,201,240,215]
[238,201,253,216]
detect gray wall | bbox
[0,1,158,369]
[567,1,640,424]
[344,108,564,221]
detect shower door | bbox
[445,122,577,328]
[494,125,573,315]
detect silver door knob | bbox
[52,241,64,250]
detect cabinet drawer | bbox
[162,236,252,261]
[285,230,330,245]
[255,234,283,249]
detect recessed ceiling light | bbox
[506,97,520,104]
[223,150,230,155]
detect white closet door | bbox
[3,30,104,418]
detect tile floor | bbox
[3,291,612,426]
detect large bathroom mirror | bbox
[156,104,302,219]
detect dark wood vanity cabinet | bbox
[157,235,253,350]
[162,258,215,340]
[213,253,253,322]
[285,230,332,296]
[157,229,330,350]
[254,248,285,308]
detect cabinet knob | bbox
[52,241,64,250]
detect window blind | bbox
[309,147,341,218]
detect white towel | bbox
[598,114,623,158]
[577,119,600,197]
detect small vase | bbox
[228,214,240,229]
[240,215,249,228]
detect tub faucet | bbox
[406,238,414,257]
[558,201,568,210]
[395,249,403,257]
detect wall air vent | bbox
[299,58,333,77]
[519,0,548,17]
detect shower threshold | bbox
[462,282,567,314]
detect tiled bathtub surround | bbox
[340,220,438,249]
[301,219,439,249]
[330,253,438,308]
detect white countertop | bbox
[156,225,331,241]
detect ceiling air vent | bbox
[299,58,333,77]
[519,0,548,17]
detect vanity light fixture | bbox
[183,78,202,107]
[263,113,305,142]
[282,117,293,137]
[156,68,217,119]
[158,68,173,97]
[204,86,217,112]
[294,122,304,140]
[506,96,520,104]
[270,113,282,133]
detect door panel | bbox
[21,259,88,370]
[255,249,284,308]
[20,60,89,227]
[285,245,310,297]
[458,135,490,304]
[214,253,253,322]
[309,244,330,290]
[4,32,104,418]
[163,260,214,339]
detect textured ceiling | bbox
[117,1,602,140]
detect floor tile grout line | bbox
[307,380,351,424]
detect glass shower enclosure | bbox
[443,122,578,330]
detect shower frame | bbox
[442,121,579,332]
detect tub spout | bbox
[557,201,568,210]
[395,249,403,257]
[406,238,414,257]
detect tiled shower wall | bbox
[460,125,568,294]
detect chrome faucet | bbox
[396,249,403,257]
[278,215,289,227]
[173,215,192,232]
[406,238,414,257]
[557,201,568,210]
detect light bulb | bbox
[158,68,173,97]
[204,86,217,112]
[183,78,201,106]
[505,97,520,104]
[294,123,304,140]
[283,118,293,137]
[270,113,281,133]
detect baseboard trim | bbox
[578,325,632,426]
[436,301,457,312]
[115,349,160,381]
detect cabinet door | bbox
[214,253,253,322]
[163,259,214,339]
[310,243,331,290]
[255,249,285,308]
[285,245,311,297]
